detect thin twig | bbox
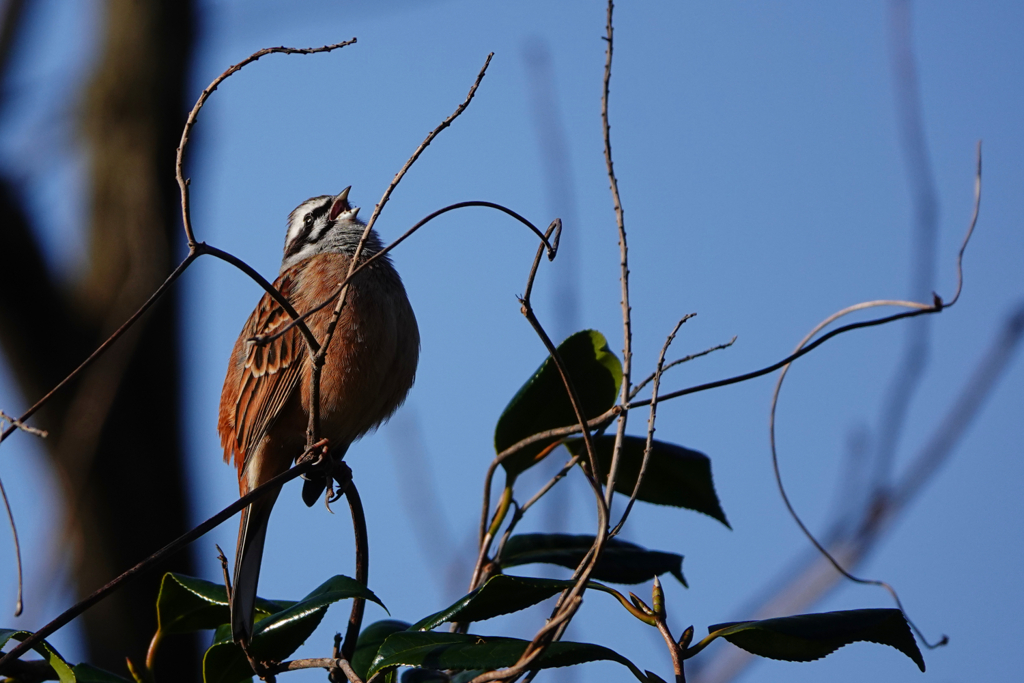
[768,299,947,648]
[0,454,321,667]
[494,453,583,563]
[0,412,40,617]
[503,237,610,673]
[0,252,197,446]
[307,52,494,448]
[485,302,945,468]
[0,475,22,616]
[629,334,736,401]
[759,144,982,651]
[0,411,47,438]
[466,597,582,683]
[944,141,981,308]
[198,243,319,353]
[691,307,1023,683]
[600,0,635,515]
[176,39,357,246]
[612,316,688,536]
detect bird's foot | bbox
[323,460,352,511]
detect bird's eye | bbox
[303,213,313,226]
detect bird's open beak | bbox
[329,186,352,221]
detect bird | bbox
[218,187,419,646]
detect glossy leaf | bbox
[0,629,76,683]
[567,435,729,527]
[500,533,686,586]
[72,664,134,683]
[202,576,383,683]
[202,624,251,683]
[368,631,648,681]
[155,573,290,635]
[709,609,925,672]
[494,330,622,476]
[352,620,411,681]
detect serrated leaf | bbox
[567,435,729,527]
[72,663,134,683]
[368,632,647,681]
[202,576,383,683]
[494,330,622,476]
[499,533,686,586]
[708,609,925,672]
[352,620,411,681]
[411,574,630,633]
[0,629,76,683]
[155,573,289,635]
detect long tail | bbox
[231,487,281,645]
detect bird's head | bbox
[280,186,381,272]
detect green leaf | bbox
[202,624,252,683]
[709,609,925,672]
[352,620,411,681]
[368,632,648,681]
[494,330,622,476]
[72,663,134,683]
[500,533,686,586]
[0,629,76,683]
[202,576,384,683]
[155,573,290,635]
[567,435,729,527]
[411,574,631,632]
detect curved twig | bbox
[340,483,368,662]
[177,39,357,246]
[251,201,558,346]
[0,475,21,616]
[769,300,947,648]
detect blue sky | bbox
[1,1,1022,682]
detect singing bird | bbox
[218,187,419,645]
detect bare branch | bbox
[600,0,635,515]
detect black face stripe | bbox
[305,200,336,244]
[284,199,334,257]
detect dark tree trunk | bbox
[0,0,198,678]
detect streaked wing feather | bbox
[231,274,307,472]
